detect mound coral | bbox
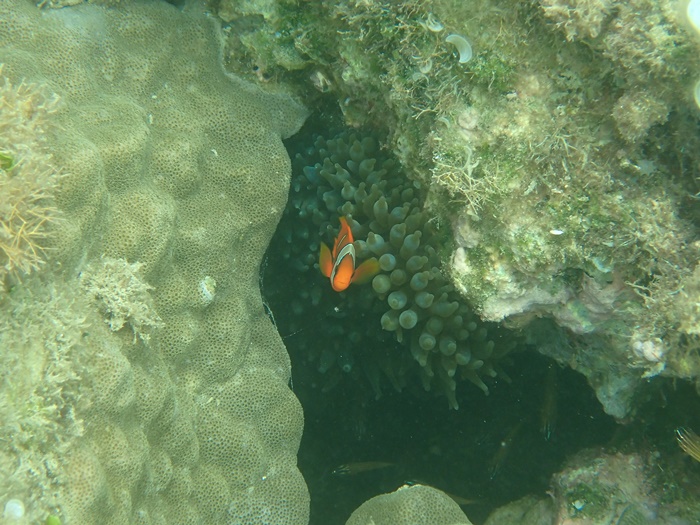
[266,132,513,409]
[0,1,308,523]
[346,484,473,525]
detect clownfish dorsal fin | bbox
[333,216,353,258]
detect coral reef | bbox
[3,0,698,522]
[539,0,612,40]
[215,0,700,420]
[198,0,700,518]
[0,1,308,524]
[0,276,93,524]
[265,132,513,409]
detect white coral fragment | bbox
[3,499,25,520]
[688,0,700,34]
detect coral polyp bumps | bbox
[265,133,513,408]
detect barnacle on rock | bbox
[265,132,513,408]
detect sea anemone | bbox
[265,132,513,408]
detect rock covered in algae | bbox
[214,0,700,422]
[0,1,309,523]
[482,446,700,525]
[440,0,700,419]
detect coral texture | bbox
[345,484,473,525]
[483,448,700,524]
[0,1,308,524]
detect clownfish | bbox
[319,217,380,292]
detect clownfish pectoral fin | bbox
[351,257,380,285]
[319,242,333,278]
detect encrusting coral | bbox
[482,445,700,524]
[265,132,514,409]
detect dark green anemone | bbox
[265,132,513,408]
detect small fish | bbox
[320,216,379,292]
[488,420,524,479]
[676,427,700,462]
[404,480,482,507]
[332,461,395,476]
[540,362,558,441]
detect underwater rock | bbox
[483,447,700,524]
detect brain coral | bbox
[0,1,308,524]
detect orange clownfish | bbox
[320,217,380,292]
